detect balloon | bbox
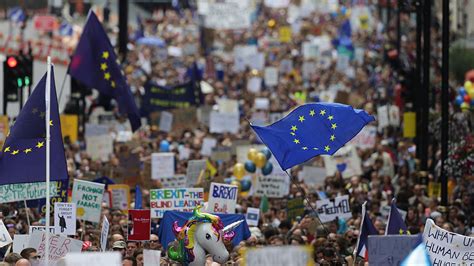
[468,88,474,99]
[340,6,347,15]
[224,178,232,184]
[459,87,467,96]
[261,162,273,176]
[244,160,256,173]
[160,140,170,152]
[461,102,470,111]
[465,81,473,90]
[240,179,252,192]
[267,19,276,28]
[471,99,474,106]
[231,180,241,190]
[254,152,267,168]
[260,148,272,160]
[233,163,246,179]
[464,94,471,103]
[455,95,463,105]
[247,148,258,161]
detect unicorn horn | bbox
[223,220,244,233]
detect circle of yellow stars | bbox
[290,108,337,153]
[101,51,116,89]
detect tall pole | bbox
[415,0,422,159]
[440,0,449,206]
[45,56,52,266]
[396,0,401,54]
[118,0,128,61]
[421,0,431,170]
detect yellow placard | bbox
[403,112,416,138]
[428,182,441,198]
[279,26,292,43]
[0,115,9,149]
[60,114,78,143]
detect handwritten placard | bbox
[210,112,239,134]
[0,182,59,203]
[150,188,204,218]
[72,179,105,223]
[109,184,131,212]
[28,231,83,264]
[157,175,186,188]
[86,134,113,162]
[0,220,13,248]
[13,234,30,253]
[151,153,175,180]
[54,202,77,236]
[208,183,238,214]
[186,160,207,186]
[316,195,351,223]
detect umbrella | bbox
[136,37,166,47]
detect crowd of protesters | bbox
[0,1,473,266]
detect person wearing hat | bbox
[112,240,126,257]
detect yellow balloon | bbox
[464,81,473,90]
[268,19,276,28]
[460,102,470,112]
[247,148,258,161]
[468,88,474,99]
[233,163,246,179]
[231,180,241,190]
[254,152,267,168]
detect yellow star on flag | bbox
[320,110,326,116]
[102,51,109,59]
[111,81,116,88]
[331,123,337,129]
[4,147,10,152]
[298,116,305,122]
[11,150,19,155]
[291,125,297,131]
[36,141,44,148]
[309,110,315,116]
[100,63,108,71]
[293,139,300,144]
[24,148,32,154]
[104,72,111,80]
[290,132,295,136]
[399,229,404,235]
[330,135,335,141]
[324,145,330,152]
[49,120,53,126]
[328,115,334,121]
[302,147,308,150]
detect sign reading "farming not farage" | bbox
[150,188,204,218]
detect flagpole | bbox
[353,201,367,263]
[45,56,52,266]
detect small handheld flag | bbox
[69,11,141,131]
[135,185,142,209]
[385,198,409,235]
[354,202,378,260]
[251,102,374,170]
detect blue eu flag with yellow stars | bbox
[69,11,141,132]
[251,102,374,170]
[385,198,409,235]
[0,66,68,185]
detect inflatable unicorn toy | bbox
[167,206,242,266]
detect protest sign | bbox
[323,145,362,178]
[186,160,207,186]
[279,26,292,43]
[316,195,351,223]
[100,216,109,251]
[143,249,161,266]
[349,125,377,150]
[264,67,279,87]
[368,235,419,265]
[423,218,474,265]
[0,181,59,203]
[250,111,269,126]
[159,111,173,132]
[403,112,416,138]
[54,202,77,236]
[254,174,289,198]
[0,220,13,248]
[157,175,186,188]
[117,152,141,181]
[60,114,78,143]
[244,245,313,266]
[109,184,131,212]
[287,198,305,222]
[217,99,239,114]
[72,179,105,223]
[264,0,290,8]
[211,147,232,162]
[64,252,121,266]
[203,2,251,30]
[150,188,204,218]
[298,166,326,187]
[171,107,199,134]
[208,183,238,214]
[377,105,400,130]
[28,231,83,264]
[210,111,240,134]
[128,210,151,241]
[13,235,30,253]
[302,61,316,80]
[246,207,260,227]
[197,105,212,126]
[428,182,441,198]
[302,42,319,59]
[29,226,56,234]
[86,134,113,162]
[247,77,262,93]
[85,123,110,137]
[200,138,217,156]
[151,153,175,180]
[142,81,201,113]
[254,98,270,110]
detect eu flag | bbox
[385,198,409,235]
[251,103,374,170]
[69,11,141,131]
[0,66,68,185]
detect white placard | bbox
[0,181,59,203]
[316,195,352,223]
[186,160,207,186]
[13,235,30,253]
[245,245,313,266]
[28,231,83,264]
[349,125,377,150]
[264,0,290,8]
[85,123,110,137]
[143,249,161,266]
[159,111,173,132]
[254,98,270,110]
[100,216,110,252]
[247,77,262,93]
[72,179,105,223]
[157,175,187,188]
[322,145,362,178]
[217,99,239,114]
[151,153,175,180]
[246,207,260,227]
[64,252,121,266]
[0,220,13,248]
[298,166,327,187]
[29,226,56,234]
[200,137,217,156]
[208,183,238,214]
[302,41,319,59]
[167,46,183,57]
[264,67,279,87]
[54,202,77,236]
[86,135,113,162]
[150,188,204,218]
[204,2,251,30]
[210,112,239,134]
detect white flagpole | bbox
[45,56,52,266]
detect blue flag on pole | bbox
[0,66,68,185]
[385,198,409,235]
[355,202,378,260]
[135,185,142,209]
[251,103,374,170]
[69,11,141,132]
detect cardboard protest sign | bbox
[287,198,305,222]
[54,202,77,236]
[246,207,260,227]
[109,184,131,212]
[64,252,121,266]
[86,134,113,162]
[100,216,109,251]
[13,235,30,253]
[128,210,151,241]
[316,195,352,223]
[403,112,416,138]
[143,249,161,266]
[159,111,173,132]
[60,114,78,143]
[200,138,217,156]
[150,188,204,218]
[210,112,239,134]
[208,183,238,214]
[29,226,56,234]
[323,145,362,178]
[264,67,279,87]
[244,245,314,266]
[72,179,105,223]
[28,231,83,264]
[157,175,186,188]
[0,181,59,203]
[151,153,175,180]
[368,235,419,265]
[186,160,207,186]
[298,166,326,187]
[423,218,474,265]
[0,220,13,248]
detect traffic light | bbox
[3,54,33,113]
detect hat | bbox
[430,211,442,219]
[112,240,126,249]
